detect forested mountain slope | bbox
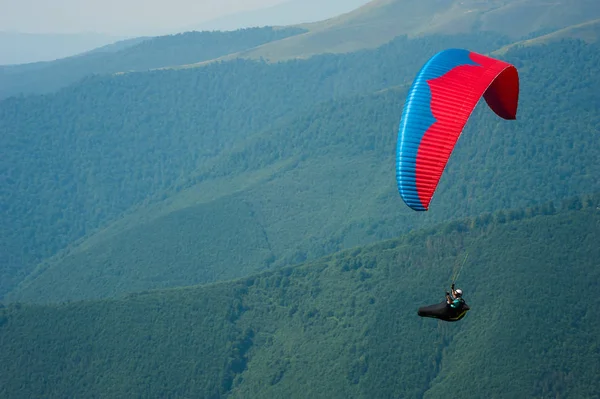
[492,18,600,55]
[0,32,509,299]
[1,197,599,398]
[6,38,599,303]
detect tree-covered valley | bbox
[1,197,599,398]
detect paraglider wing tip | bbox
[483,65,519,120]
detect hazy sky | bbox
[0,0,288,35]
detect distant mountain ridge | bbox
[1,0,599,100]
[228,0,600,61]
[492,18,600,55]
[0,27,305,99]
[191,0,372,31]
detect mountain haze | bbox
[0,27,306,99]
[3,0,600,100]
[0,31,128,65]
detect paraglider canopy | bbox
[396,48,520,211]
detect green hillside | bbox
[231,0,600,61]
[1,197,599,398]
[0,32,508,300]
[492,18,600,56]
[0,27,305,99]
[6,38,600,304]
